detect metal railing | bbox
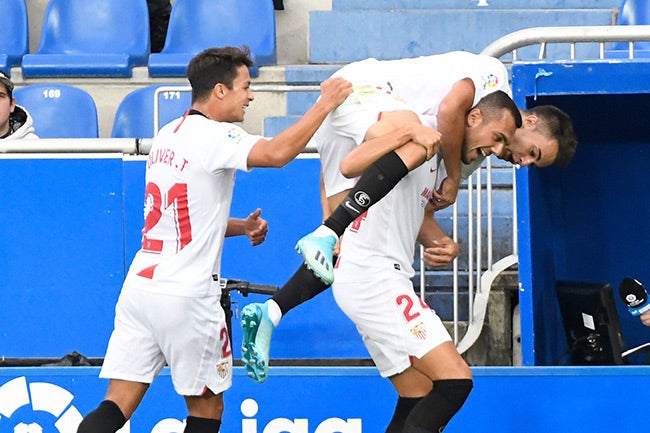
[453,25,650,356]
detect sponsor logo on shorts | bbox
[410,322,427,340]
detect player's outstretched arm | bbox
[226,208,268,246]
[339,110,441,178]
[247,77,352,168]
[431,78,476,209]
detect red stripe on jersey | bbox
[377,112,382,121]
[173,110,191,133]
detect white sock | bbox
[266,299,283,327]
[312,224,337,238]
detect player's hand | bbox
[333,236,342,257]
[641,311,650,326]
[422,236,458,268]
[244,208,268,246]
[430,176,459,210]
[411,125,442,161]
[318,77,353,111]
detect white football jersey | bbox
[335,154,446,280]
[123,112,262,297]
[333,51,511,118]
[318,51,511,197]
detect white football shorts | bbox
[332,273,451,377]
[100,287,233,396]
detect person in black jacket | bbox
[147,0,172,53]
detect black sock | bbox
[403,379,473,433]
[184,415,221,433]
[385,396,422,433]
[324,151,409,236]
[271,263,331,315]
[77,400,126,433]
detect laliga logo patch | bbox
[0,376,82,433]
[227,127,243,141]
[482,73,499,89]
[353,191,370,207]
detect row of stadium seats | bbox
[14,83,191,138]
[1,0,276,78]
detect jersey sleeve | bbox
[466,56,512,106]
[202,123,263,174]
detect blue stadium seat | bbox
[14,84,99,138]
[112,84,192,138]
[0,0,29,75]
[147,0,276,78]
[606,0,650,57]
[21,0,150,78]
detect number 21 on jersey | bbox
[137,181,193,278]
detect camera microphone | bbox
[618,277,650,317]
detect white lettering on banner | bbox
[1,377,361,433]
[0,377,83,433]
[150,418,185,433]
[241,398,362,433]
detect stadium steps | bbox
[309,8,616,64]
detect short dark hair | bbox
[0,71,14,99]
[475,90,523,128]
[523,105,578,167]
[186,46,254,103]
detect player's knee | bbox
[77,400,126,433]
[403,379,473,433]
[437,378,473,409]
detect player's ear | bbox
[524,114,538,128]
[467,108,482,126]
[213,83,227,99]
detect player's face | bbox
[0,85,15,137]
[461,109,518,164]
[223,64,254,122]
[504,121,558,167]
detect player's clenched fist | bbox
[318,77,353,111]
[411,124,442,161]
[422,236,458,268]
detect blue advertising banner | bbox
[1,366,650,433]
